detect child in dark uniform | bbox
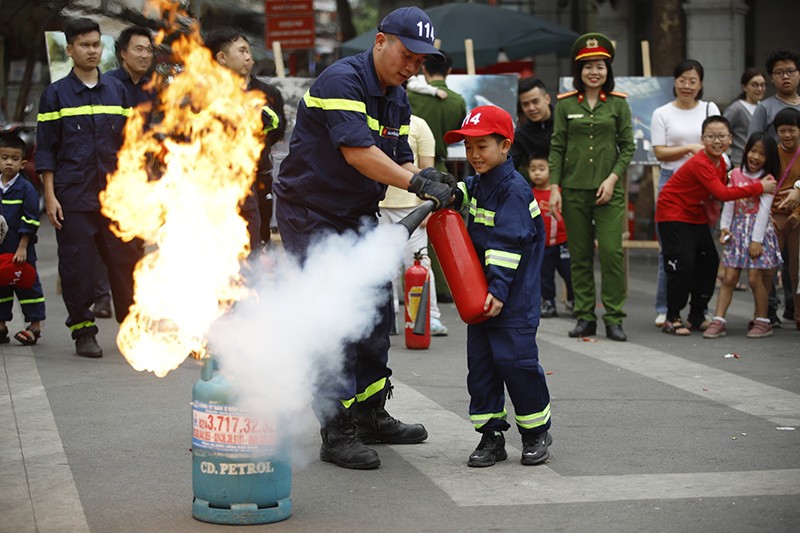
[445,106,553,467]
[0,135,45,345]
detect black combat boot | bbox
[319,409,381,470]
[353,380,428,444]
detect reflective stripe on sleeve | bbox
[485,249,521,269]
[37,105,132,122]
[529,199,541,218]
[261,106,280,133]
[21,216,40,227]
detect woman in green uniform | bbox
[548,33,635,341]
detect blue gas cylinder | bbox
[191,357,292,524]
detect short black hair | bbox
[766,49,800,75]
[526,152,549,164]
[116,25,153,60]
[518,77,547,96]
[672,59,705,100]
[741,132,780,179]
[423,49,452,76]
[701,115,730,135]
[773,107,800,130]
[204,27,249,58]
[572,58,615,93]
[64,17,100,44]
[0,134,26,154]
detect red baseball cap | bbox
[0,253,36,290]
[444,105,515,144]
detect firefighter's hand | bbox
[45,193,64,230]
[483,292,504,317]
[419,167,457,190]
[409,173,454,210]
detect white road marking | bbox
[387,380,800,506]
[0,348,90,533]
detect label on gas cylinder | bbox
[192,401,276,453]
[407,286,423,321]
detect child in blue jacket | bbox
[444,105,553,467]
[0,135,45,344]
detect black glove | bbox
[419,167,457,190]
[408,173,453,210]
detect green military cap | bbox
[571,32,615,62]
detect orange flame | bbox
[101,0,265,377]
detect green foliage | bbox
[351,1,379,36]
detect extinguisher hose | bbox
[397,200,436,236]
[412,279,430,335]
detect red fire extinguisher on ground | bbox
[404,250,431,350]
[427,208,489,325]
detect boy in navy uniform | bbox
[35,18,140,358]
[0,135,45,345]
[445,105,553,467]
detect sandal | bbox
[662,320,691,336]
[14,327,41,346]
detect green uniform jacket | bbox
[548,91,635,190]
[408,80,467,171]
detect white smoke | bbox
[207,222,409,466]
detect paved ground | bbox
[2,222,799,533]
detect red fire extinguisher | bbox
[404,250,431,350]
[427,208,489,324]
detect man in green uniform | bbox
[407,50,466,172]
[548,33,635,341]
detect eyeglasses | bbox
[702,133,731,142]
[675,78,700,88]
[772,68,799,78]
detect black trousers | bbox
[56,211,142,339]
[657,221,718,324]
[541,242,573,303]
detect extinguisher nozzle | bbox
[397,200,436,236]
[412,280,430,335]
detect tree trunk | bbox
[336,0,356,42]
[649,0,684,76]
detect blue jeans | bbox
[654,168,673,315]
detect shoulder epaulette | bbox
[609,90,628,99]
[557,90,578,100]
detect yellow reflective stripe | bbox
[69,320,95,331]
[21,216,40,227]
[2,199,23,204]
[356,377,387,403]
[303,91,408,136]
[341,398,355,409]
[485,249,521,269]
[38,105,132,122]
[515,404,551,429]
[0,296,14,303]
[529,199,541,218]
[470,409,507,428]
[303,91,366,113]
[261,106,280,133]
[19,297,45,305]
[457,181,469,202]
[468,199,496,227]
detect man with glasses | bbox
[748,49,800,141]
[748,49,800,326]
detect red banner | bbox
[265,0,315,50]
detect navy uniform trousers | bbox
[276,199,392,419]
[467,324,551,436]
[0,267,45,323]
[57,211,141,338]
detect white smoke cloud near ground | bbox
[207,222,409,465]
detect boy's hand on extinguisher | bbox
[483,293,504,317]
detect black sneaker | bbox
[467,431,507,467]
[521,431,552,465]
[93,299,112,319]
[75,335,103,358]
[540,300,557,318]
[768,312,782,328]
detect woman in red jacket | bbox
[655,115,777,335]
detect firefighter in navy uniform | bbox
[35,18,141,358]
[205,27,286,250]
[275,7,455,470]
